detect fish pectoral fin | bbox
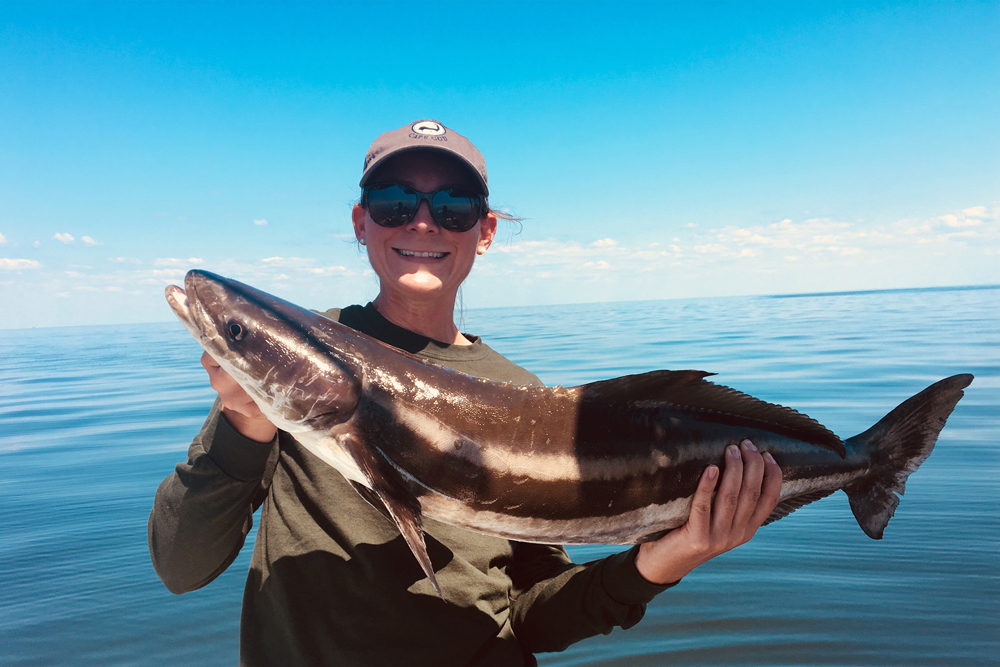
[349,481,394,523]
[339,432,444,599]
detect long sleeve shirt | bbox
[148,303,675,666]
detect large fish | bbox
[166,270,972,597]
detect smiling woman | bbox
[350,149,498,345]
[148,120,782,666]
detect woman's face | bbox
[352,151,496,307]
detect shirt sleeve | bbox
[147,399,280,594]
[508,542,678,654]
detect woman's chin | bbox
[393,273,450,299]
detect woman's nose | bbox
[406,200,439,232]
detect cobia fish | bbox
[166,270,973,597]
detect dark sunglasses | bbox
[362,184,487,233]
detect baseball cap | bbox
[359,120,489,196]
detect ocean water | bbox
[1,286,997,666]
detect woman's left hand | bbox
[634,439,782,585]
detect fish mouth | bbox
[165,284,193,326]
[165,281,208,344]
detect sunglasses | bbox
[362,184,487,233]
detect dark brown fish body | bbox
[167,270,972,596]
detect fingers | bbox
[730,440,765,540]
[711,443,744,537]
[712,439,783,550]
[687,464,720,536]
[745,452,783,538]
[200,352,263,419]
[638,441,782,583]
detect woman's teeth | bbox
[395,249,448,259]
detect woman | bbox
[149,120,782,666]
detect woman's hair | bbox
[487,206,523,233]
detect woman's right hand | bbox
[201,352,278,443]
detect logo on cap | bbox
[411,121,446,136]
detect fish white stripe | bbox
[419,491,694,544]
[390,401,590,482]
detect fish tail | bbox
[843,374,973,539]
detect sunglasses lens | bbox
[431,190,482,232]
[365,185,417,227]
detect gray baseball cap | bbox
[359,119,489,196]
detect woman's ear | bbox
[477,212,498,255]
[352,204,367,244]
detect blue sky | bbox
[1,0,998,329]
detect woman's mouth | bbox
[394,248,449,259]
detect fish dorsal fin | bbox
[580,370,845,456]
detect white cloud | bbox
[542,206,991,273]
[154,257,203,266]
[260,257,316,268]
[940,214,980,228]
[893,205,998,243]
[254,218,268,226]
[702,214,924,259]
[0,258,42,270]
[33,240,41,248]
[147,268,188,279]
[53,232,74,244]
[962,206,989,219]
[480,237,676,282]
[81,236,102,246]
[0,232,6,245]
[305,265,347,275]
[590,238,617,247]
[583,260,612,269]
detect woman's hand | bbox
[635,439,782,585]
[201,352,278,443]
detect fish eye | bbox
[227,320,246,341]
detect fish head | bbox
[166,270,362,432]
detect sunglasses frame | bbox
[361,183,488,233]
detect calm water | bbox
[1,287,997,666]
